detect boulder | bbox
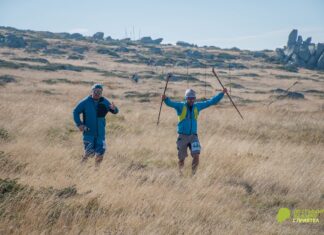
[185,50,203,59]
[283,46,295,58]
[251,51,268,58]
[115,47,129,52]
[315,43,324,61]
[0,75,17,86]
[287,29,298,47]
[105,36,113,41]
[139,37,163,45]
[308,44,316,55]
[285,92,304,99]
[56,32,71,39]
[153,38,163,44]
[0,33,5,44]
[306,55,317,69]
[297,35,303,45]
[230,47,240,51]
[93,32,104,40]
[5,34,26,48]
[275,48,285,61]
[190,60,204,68]
[70,33,84,40]
[298,45,311,62]
[283,62,298,72]
[317,52,324,70]
[304,37,312,45]
[203,53,215,60]
[149,47,162,54]
[68,54,84,60]
[131,74,139,83]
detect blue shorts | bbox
[83,136,106,157]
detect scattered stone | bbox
[0,75,17,86]
[176,41,197,47]
[68,54,84,60]
[131,74,139,83]
[277,91,304,100]
[225,83,245,89]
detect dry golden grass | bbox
[0,45,323,235]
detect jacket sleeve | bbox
[164,97,183,113]
[73,100,85,127]
[196,92,224,111]
[110,106,119,114]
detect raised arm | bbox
[109,103,119,114]
[196,92,224,111]
[164,97,183,113]
[106,98,119,114]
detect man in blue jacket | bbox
[73,84,119,166]
[162,88,226,175]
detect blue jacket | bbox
[73,96,119,140]
[164,92,224,135]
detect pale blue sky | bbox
[0,0,323,50]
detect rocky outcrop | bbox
[0,34,26,48]
[276,29,324,70]
[92,32,104,40]
[139,37,163,45]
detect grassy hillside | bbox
[0,27,323,234]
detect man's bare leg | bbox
[81,154,90,163]
[178,159,185,176]
[192,154,199,175]
[95,155,103,167]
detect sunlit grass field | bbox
[0,45,323,234]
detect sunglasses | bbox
[93,89,102,95]
[187,97,196,100]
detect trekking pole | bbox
[212,67,244,120]
[267,81,299,106]
[157,73,172,125]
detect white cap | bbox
[185,89,196,98]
